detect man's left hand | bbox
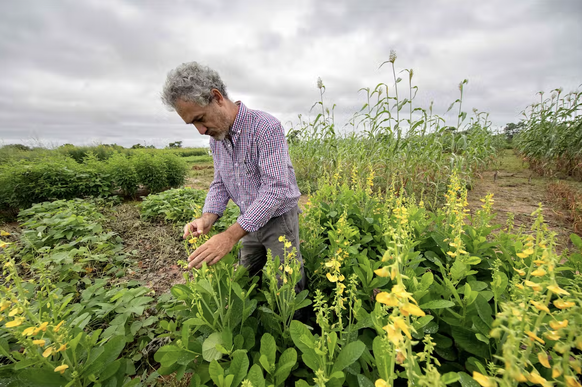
[187,232,237,269]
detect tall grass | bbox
[288,52,501,207]
[515,88,582,179]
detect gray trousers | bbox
[238,206,306,292]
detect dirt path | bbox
[467,150,580,253]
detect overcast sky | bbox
[0,0,580,148]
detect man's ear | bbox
[211,89,225,105]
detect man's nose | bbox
[194,123,207,135]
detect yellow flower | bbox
[32,339,46,347]
[53,321,65,332]
[374,267,390,278]
[570,360,581,374]
[326,273,337,283]
[527,372,547,386]
[526,331,545,344]
[543,331,560,341]
[22,327,36,336]
[401,303,425,317]
[284,241,292,249]
[382,324,403,345]
[392,317,411,339]
[0,241,10,248]
[188,238,196,244]
[552,366,562,378]
[447,251,457,258]
[533,259,546,266]
[547,285,570,296]
[0,300,11,312]
[54,364,69,374]
[549,320,568,330]
[513,268,526,276]
[553,299,575,309]
[530,300,550,313]
[524,280,542,292]
[5,317,25,328]
[284,266,293,275]
[57,343,67,352]
[42,347,54,358]
[515,283,524,290]
[516,253,528,259]
[8,308,22,317]
[376,292,398,307]
[375,379,388,387]
[565,376,582,387]
[33,322,49,335]
[537,352,550,368]
[522,248,534,256]
[391,284,411,300]
[531,268,546,277]
[472,372,495,387]
[0,230,10,236]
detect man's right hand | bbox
[183,213,218,239]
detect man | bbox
[161,62,305,291]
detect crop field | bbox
[1,71,581,387]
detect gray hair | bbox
[161,62,229,110]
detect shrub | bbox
[133,152,168,194]
[106,153,139,198]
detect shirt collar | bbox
[229,101,246,137]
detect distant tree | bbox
[168,141,183,149]
[131,143,145,149]
[503,122,525,141]
[2,144,31,151]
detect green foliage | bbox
[140,188,240,233]
[0,151,188,212]
[516,87,582,179]
[106,153,140,197]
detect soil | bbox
[466,150,581,254]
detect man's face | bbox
[175,97,231,141]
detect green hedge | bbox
[0,152,188,211]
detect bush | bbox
[133,153,168,194]
[106,153,139,197]
[160,153,188,187]
[0,156,112,211]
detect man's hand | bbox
[183,213,218,239]
[187,222,247,269]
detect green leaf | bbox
[451,327,489,358]
[260,333,277,369]
[420,300,455,309]
[491,271,508,301]
[356,374,375,387]
[331,341,366,374]
[275,348,297,386]
[246,364,265,387]
[474,295,493,328]
[373,336,390,381]
[209,360,224,387]
[571,233,582,249]
[203,332,224,362]
[441,372,460,385]
[82,335,126,378]
[228,351,249,387]
[290,321,315,354]
[458,372,481,387]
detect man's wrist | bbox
[223,222,247,244]
[201,212,219,227]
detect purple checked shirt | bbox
[202,102,301,233]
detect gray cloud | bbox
[0,0,580,148]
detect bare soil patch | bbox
[467,150,581,253]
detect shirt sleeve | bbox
[202,144,230,217]
[237,120,289,232]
